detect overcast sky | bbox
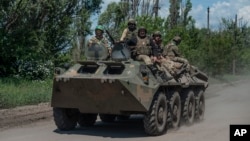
[97,0,250,29]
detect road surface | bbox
[0,80,250,141]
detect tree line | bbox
[1,0,250,79]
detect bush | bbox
[16,60,54,80]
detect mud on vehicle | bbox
[51,42,208,136]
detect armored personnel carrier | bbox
[51,42,208,136]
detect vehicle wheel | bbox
[182,90,195,125]
[53,107,79,130]
[168,92,181,129]
[195,90,205,121]
[99,114,116,122]
[143,93,168,136]
[78,113,97,127]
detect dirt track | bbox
[0,80,250,141]
[0,103,52,131]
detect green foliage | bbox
[0,78,52,109]
[0,0,102,78]
[16,60,54,80]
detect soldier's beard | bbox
[129,26,136,31]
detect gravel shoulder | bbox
[0,103,52,131]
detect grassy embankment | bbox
[0,78,52,109]
[0,74,249,109]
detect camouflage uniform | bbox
[120,28,137,42]
[130,27,157,84]
[150,31,175,76]
[87,36,110,50]
[120,18,137,42]
[87,25,111,53]
[162,36,188,64]
[134,36,153,65]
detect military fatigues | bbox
[163,41,188,64]
[120,28,137,42]
[133,36,155,65]
[162,40,193,86]
[87,36,111,52]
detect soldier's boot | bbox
[147,64,158,75]
[148,64,173,82]
[158,70,173,82]
[175,63,188,77]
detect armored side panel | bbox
[51,60,160,115]
[52,44,162,115]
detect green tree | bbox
[0,0,102,78]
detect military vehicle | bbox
[51,42,208,136]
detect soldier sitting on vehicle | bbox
[151,31,183,80]
[120,18,137,43]
[87,25,111,56]
[162,36,193,84]
[128,27,165,84]
[163,36,189,66]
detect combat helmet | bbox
[95,25,104,32]
[138,26,147,33]
[153,31,162,37]
[128,18,136,25]
[173,36,181,42]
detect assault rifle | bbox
[105,30,115,45]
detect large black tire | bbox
[99,114,116,123]
[78,113,98,127]
[182,90,195,125]
[53,107,79,131]
[168,92,181,129]
[195,90,205,121]
[143,93,168,136]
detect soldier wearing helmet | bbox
[120,18,137,42]
[161,36,191,81]
[150,31,176,79]
[162,36,182,58]
[128,27,163,84]
[152,31,163,55]
[87,25,111,54]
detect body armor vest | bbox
[126,29,137,40]
[135,36,151,55]
[162,42,175,58]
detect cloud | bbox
[99,0,250,29]
[237,6,250,25]
[190,4,205,28]
[191,0,250,29]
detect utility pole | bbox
[154,0,160,18]
[207,7,210,36]
[206,7,210,75]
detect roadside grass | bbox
[0,78,52,109]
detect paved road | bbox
[1,81,250,141]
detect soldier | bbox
[130,27,160,84]
[120,18,137,44]
[87,25,111,55]
[151,31,179,78]
[163,36,189,65]
[162,36,192,84]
